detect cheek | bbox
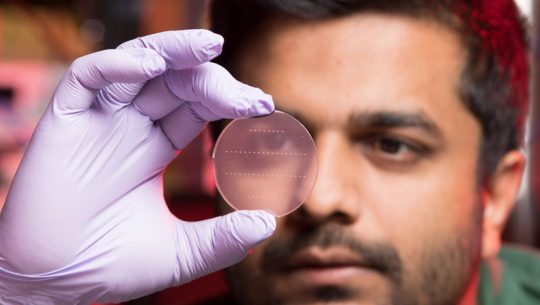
[362,154,481,257]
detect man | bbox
[0,1,538,305]
[205,0,540,305]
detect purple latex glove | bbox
[0,30,276,304]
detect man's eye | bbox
[360,136,427,165]
[370,138,412,155]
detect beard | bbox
[225,206,482,305]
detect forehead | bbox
[235,13,474,131]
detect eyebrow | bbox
[276,107,441,138]
[348,110,441,136]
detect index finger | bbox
[97,30,224,110]
[118,30,224,70]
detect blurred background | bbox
[0,0,538,304]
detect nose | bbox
[291,130,361,224]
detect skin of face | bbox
[219,12,525,305]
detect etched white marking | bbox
[248,129,285,133]
[224,150,307,156]
[224,172,306,178]
[246,195,285,199]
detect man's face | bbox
[223,13,485,305]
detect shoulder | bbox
[478,244,540,305]
[499,244,540,270]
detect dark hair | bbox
[210,0,529,179]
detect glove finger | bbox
[158,99,232,150]
[97,30,224,110]
[117,29,224,70]
[176,210,276,284]
[132,76,183,121]
[131,61,221,122]
[165,62,274,119]
[53,48,166,115]
[135,62,273,148]
[97,82,146,110]
[158,103,207,150]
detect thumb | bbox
[176,210,276,284]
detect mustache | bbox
[260,224,403,283]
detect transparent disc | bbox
[212,111,318,217]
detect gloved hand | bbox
[0,30,275,305]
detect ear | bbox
[481,150,526,259]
